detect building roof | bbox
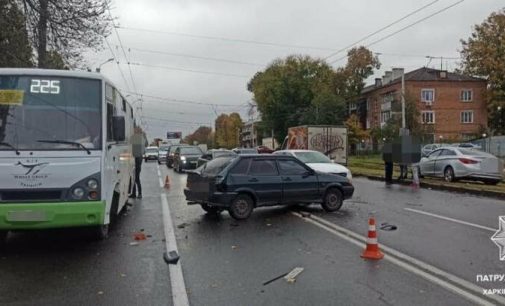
[401,67,485,82]
[360,67,486,97]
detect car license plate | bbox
[7,211,48,222]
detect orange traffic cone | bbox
[361,217,384,260]
[164,176,170,189]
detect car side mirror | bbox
[113,116,125,142]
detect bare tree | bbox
[19,0,113,68]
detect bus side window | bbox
[107,102,115,141]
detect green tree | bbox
[19,0,112,68]
[0,0,32,67]
[337,46,381,100]
[460,8,505,134]
[248,55,345,144]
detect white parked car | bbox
[274,150,352,181]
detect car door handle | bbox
[283,177,292,182]
[248,178,258,182]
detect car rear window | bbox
[458,148,486,156]
[181,147,203,155]
[203,156,234,176]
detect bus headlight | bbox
[87,179,99,190]
[72,187,85,199]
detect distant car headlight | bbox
[72,187,85,199]
[87,179,99,190]
[181,156,186,161]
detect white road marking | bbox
[161,194,190,306]
[156,164,164,188]
[292,212,504,306]
[404,208,496,232]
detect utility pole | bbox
[401,72,406,129]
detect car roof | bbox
[275,149,319,153]
[237,154,297,160]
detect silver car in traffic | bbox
[419,147,503,185]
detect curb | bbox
[354,174,505,200]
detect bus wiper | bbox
[37,139,91,155]
[0,142,20,155]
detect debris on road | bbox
[133,232,147,240]
[177,223,189,229]
[300,211,311,218]
[380,223,398,231]
[262,272,289,286]
[266,223,272,227]
[284,267,304,283]
[229,222,239,227]
[97,291,104,295]
[231,245,238,250]
[129,242,139,246]
[163,250,180,265]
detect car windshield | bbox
[0,75,101,150]
[159,146,169,152]
[146,148,158,153]
[180,147,202,155]
[294,151,331,163]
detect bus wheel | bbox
[92,224,109,240]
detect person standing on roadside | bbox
[131,126,148,199]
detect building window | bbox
[380,111,391,124]
[421,89,435,103]
[421,111,435,124]
[461,111,474,123]
[461,89,473,102]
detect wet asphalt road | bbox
[1,161,504,305]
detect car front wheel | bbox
[229,194,254,220]
[321,188,343,212]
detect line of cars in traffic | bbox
[146,143,355,220]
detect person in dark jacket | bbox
[131,127,148,198]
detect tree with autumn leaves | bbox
[460,8,505,135]
[214,113,243,149]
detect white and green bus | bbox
[0,68,136,244]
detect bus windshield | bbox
[0,75,102,151]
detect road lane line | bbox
[159,178,164,188]
[161,194,190,306]
[404,208,496,232]
[292,212,503,306]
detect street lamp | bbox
[96,58,114,72]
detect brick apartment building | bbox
[350,67,488,143]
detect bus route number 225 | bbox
[30,79,60,94]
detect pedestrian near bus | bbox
[131,126,148,199]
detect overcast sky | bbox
[86,0,504,140]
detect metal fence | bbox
[473,136,505,158]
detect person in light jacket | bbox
[131,127,148,198]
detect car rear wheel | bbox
[201,203,223,214]
[321,188,343,212]
[229,194,254,220]
[444,166,455,182]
